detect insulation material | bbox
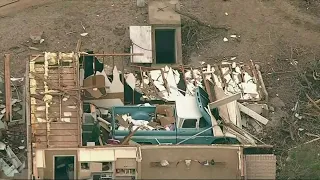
[29,52,81,148]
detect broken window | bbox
[155,29,176,64]
[182,119,197,128]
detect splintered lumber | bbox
[4,54,11,122]
[209,93,241,109]
[121,125,140,145]
[204,80,214,102]
[306,94,320,112]
[205,106,223,136]
[237,102,269,125]
[224,123,257,145]
[76,39,82,52]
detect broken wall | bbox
[139,146,242,179]
[34,149,78,179]
[28,53,81,148]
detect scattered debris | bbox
[0,143,25,177]
[230,57,237,61]
[80,32,88,37]
[238,102,269,125]
[29,30,43,44]
[28,46,41,51]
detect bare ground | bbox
[0,0,319,178]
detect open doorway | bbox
[155,29,176,64]
[54,156,75,180]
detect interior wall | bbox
[140,146,241,179]
[44,150,78,179]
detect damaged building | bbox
[17,0,277,179]
[25,50,276,180]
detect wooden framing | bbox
[28,53,82,148]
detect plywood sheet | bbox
[130,26,152,63]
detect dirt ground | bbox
[0,0,319,179]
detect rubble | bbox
[132,61,267,103]
[0,73,25,178]
[0,142,25,177]
[29,30,43,44]
[80,33,88,37]
[114,109,174,131]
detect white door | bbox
[130,26,152,63]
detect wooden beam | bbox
[79,53,143,57]
[209,93,241,109]
[4,54,11,122]
[204,79,214,102]
[237,102,269,125]
[121,125,140,145]
[75,39,82,53]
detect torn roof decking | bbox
[28,53,81,148]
